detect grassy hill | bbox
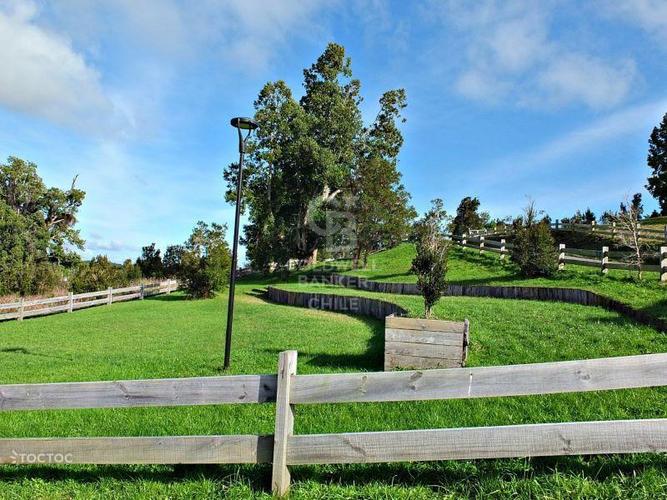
[1,244,667,497]
[331,243,667,323]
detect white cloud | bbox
[536,54,637,109]
[434,0,638,109]
[0,1,126,133]
[477,98,667,184]
[598,0,667,44]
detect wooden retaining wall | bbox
[265,286,407,320]
[384,316,469,370]
[309,274,667,333]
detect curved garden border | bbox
[302,274,667,333]
[266,286,407,320]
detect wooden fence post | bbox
[664,225,667,242]
[272,350,298,497]
[166,280,171,295]
[558,244,565,271]
[591,220,596,233]
[107,287,113,305]
[18,298,24,321]
[612,221,617,238]
[479,236,485,254]
[68,292,74,313]
[555,220,559,230]
[462,233,467,247]
[601,246,609,275]
[500,238,506,260]
[140,284,145,300]
[661,246,667,283]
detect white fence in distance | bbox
[0,280,178,322]
[452,234,667,282]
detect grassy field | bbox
[1,257,667,498]
[331,243,667,323]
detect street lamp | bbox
[225,116,259,370]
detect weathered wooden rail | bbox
[1,351,667,496]
[0,280,178,322]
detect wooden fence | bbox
[551,220,667,243]
[1,351,667,495]
[452,234,667,281]
[0,280,178,322]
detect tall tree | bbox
[647,112,667,215]
[349,89,416,267]
[226,43,412,272]
[135,243,163,278]
[451,197,486,235]
[0,156,84,295]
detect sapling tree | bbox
[614,197,647,279]
[510,201,558,278]
[411,199,450,318]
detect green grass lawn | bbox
[1,276,667,498]
[332,243,667,323]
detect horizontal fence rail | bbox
[448,234,666,281]
[0,280,178,322]
[1,351,667,495]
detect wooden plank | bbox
[385,316,466,333]
[385,342,464,360]
[384,353,461,370]
[0,312,19,321]
[292,353,667,404]
[72,298,109,309]
[385,328,464,346]
[75,290,109,299]
[0,374,277,411]
[23,295,69,307]
[0,301,20,310]
[112,286,142,294]
[272,351,297,497]
[0,434,272,465]
[287,418,667,465]
[22,304,69,318]
[112,293,141,303]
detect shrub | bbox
[136,243,163,278]
[411,199,450,318]
[70,255,129,293]
[178,222,231,299]
[510,202,558,278]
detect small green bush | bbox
[411,199,450,318]
[178,222,231,299]
[510,203,558,278]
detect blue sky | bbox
[1,0,666,264]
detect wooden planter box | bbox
[384,316,469,370]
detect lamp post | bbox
[225,117,258,370]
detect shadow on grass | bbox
[2,454,665,495]
[144,294,189,302]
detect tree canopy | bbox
[225,43,414,272]
[0,156,84,295]
[647,112,667,215]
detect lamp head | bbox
[230,117,259,131]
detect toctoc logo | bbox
[10,449,73,464]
